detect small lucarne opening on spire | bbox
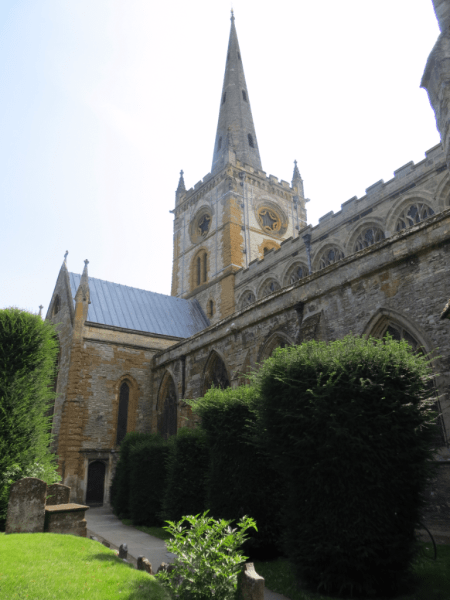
[218,137,222,150]
[222,92,226,104]
[238,52,241,61]
[227,52,230,61]
[242,90,247,102]
[248,133,254,148]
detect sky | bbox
[0,0,441,315]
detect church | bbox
[47,4,450,530]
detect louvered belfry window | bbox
[116,382,129,445]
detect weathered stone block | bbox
[46,483,70,505]
[44,503,89,537]
[137,556,153,574]
[5,478,47,534]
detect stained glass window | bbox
[318,247,344,270]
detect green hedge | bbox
[110,432,152,519]
[129,434,169,526]
[191,386,284,558]
[0,308,60,528]
[253,334,440,597]
[161,427,209,523]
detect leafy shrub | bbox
[110,431,149,519]
[191,385,284,558]
[161,427,209,522]
[253,334,440,597]
[156,511,257,600]
[129,434,169,526]
[0,308,60,529]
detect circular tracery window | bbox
[257,207,281,233]
[198,214,211,237]
[395,203,434,232]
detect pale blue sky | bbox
[1,0,441,315]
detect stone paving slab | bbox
[86,506,290,600]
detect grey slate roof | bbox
[69,272,209,339]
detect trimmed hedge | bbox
[129,434,169,526]
[161,427,209,523]
[191,386,284,558]
[253,334,440,597]
[0,308,60,528]
[110,432,152,519]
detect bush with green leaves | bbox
[110,431,150,519]
[129,433,169,526]
[252,334,440,597]
[191,385,284,558]
[161,427,209,523]
[156,511,257,600]
[0,308,60,529]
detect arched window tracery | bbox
[318,247,344,270]
[286,263,308,285]
[260,279,280,298]
[395,203,435,232]
[354,227,385,252]
[240,291,256,309]
[203,353,230,394]
[192,250,208,290]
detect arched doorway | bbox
[86,461,106,506]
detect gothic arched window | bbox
[318,247,344,270]
[203,353,230,394]
[240,291,255,309]
[248,133,254,148]
[197,257,201,286]
[395,203,435,232]
[116,382,129,446]
[260,280,280,298]
[158,375,177,439]
[287,263,307,285]
[193,250,208,290]
[354,227,385,252]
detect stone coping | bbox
[45,503,89,514]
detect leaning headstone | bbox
[46,483,70,506]
[119,543,128,559]
[157,562,169,574]
[137,556,153,574]
[237,563,265,600]
[5,478,47,534]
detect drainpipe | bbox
[303,233,313,275]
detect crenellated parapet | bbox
[234,143,448,309]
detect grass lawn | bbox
[0,532,170,600]
[120,519,172,541]
[254,543,450,600]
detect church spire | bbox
[211,11,262,173]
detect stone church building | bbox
[47,3,450,528]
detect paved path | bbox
[86,506,290,600]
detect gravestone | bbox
[5,478,47,534]
[46,483,70,506]
[237,563,265,600]
[137,556,153,574]
[119,543,128,559]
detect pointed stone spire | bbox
[176,170,187,206]
[211,12,262,173]
[75,259,90,305]
[292,160,304,197]
[177,170,186,192]
[64,250,68,265]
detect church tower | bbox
[171,12,307,322]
